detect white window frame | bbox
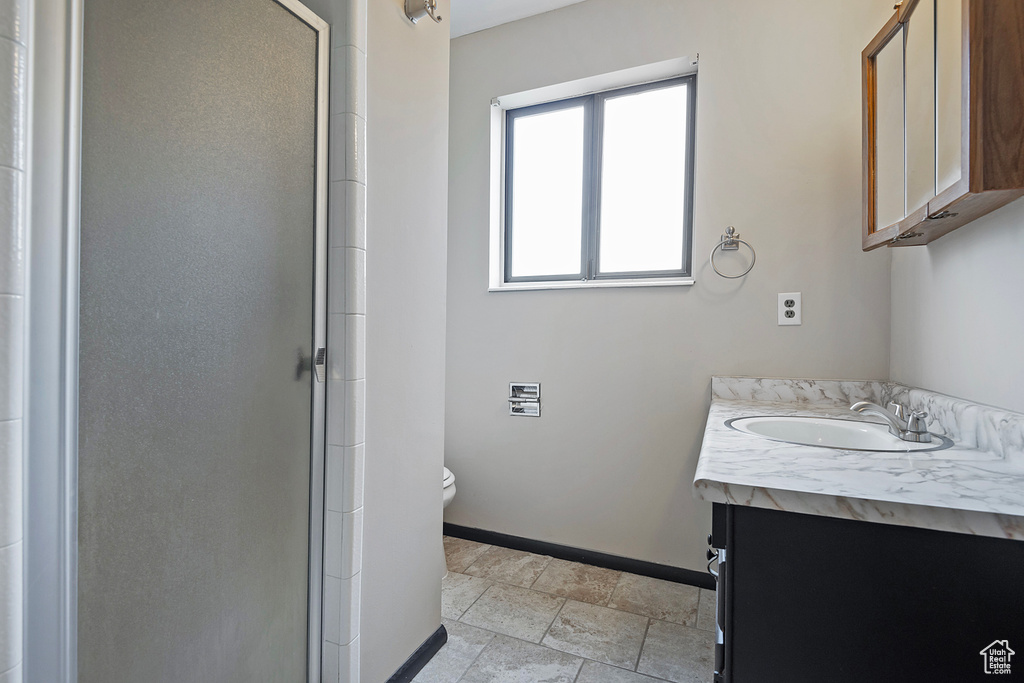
[488,57,699,292]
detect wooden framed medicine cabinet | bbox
[862,0,1024,251]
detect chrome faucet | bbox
[850,401,932,443]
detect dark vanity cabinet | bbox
[709,503,1024,682]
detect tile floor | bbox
[413,537,715,683]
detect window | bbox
[503,75,696,285]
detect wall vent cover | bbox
[509,382,540,416]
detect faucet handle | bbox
[887,402,907,421]
[906,410,929,433]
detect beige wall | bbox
[444,0,893,572]
[891,198,1024,414]
[361,0,450,681]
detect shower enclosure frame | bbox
[27,0,332,680]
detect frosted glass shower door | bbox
[77,0,327,681]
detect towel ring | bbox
[710,227,755,279]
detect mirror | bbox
[935,0,962,197]
[905,0,936,215]
[863,0,1024,249]
[875,25,905,231]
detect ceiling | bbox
[448,0,589,38]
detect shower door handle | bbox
[296,347,327,382]
[313,347,326,383]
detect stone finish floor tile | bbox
[531,558,622,606]
[542,600,649,669]
[441,571,492,620]
[695,589,716,632]
[576,660,664,683]
[463,545,552,588]
[636,620,714,683]
[460,583,565,643]
[460,634,584,683]
[443,536,491,573]
[426,540,712,683]
[607,573,700,626]
[411,619,495,683]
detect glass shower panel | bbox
[78,1,319,681]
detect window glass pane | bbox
[509,106,585,277]
[599,84,688,273]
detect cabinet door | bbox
[875,26,905,231]
[906,0,936,215]
[727,505,1024,683]
[935,0,963,197]
[864,0,1024,248]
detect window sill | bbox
[489,277,695,292]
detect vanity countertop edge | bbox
[692,377,1024,541]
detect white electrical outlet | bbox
[778,292,802,326]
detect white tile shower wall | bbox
[318,0,367,680]
[340,636,360,683]
[311,0,448,679]
[0,1,26,680]
[325,638,366,683]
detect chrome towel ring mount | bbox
[405,0,442,24]
[710,226,756,279]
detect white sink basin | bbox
[726,415,953,453]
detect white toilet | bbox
[441,467,456,579]
[442,467,456,509]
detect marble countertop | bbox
[692,378,1024,541]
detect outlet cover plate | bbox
[778,292,802,326]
